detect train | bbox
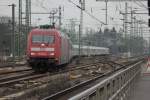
[26,26,109,71]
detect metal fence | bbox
[69,60,143,100]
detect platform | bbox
[129,62,150,100]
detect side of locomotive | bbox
[27,28,72,71]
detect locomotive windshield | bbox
[32,35,54,44]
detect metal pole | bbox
[26,0,28,48]
[78,24,81,63]
[122,15,125,34]
[26,0,29,30]
[125,2,128,37]
[140,22,143,54]
[12,4,15,59]
[29,0,31,26]
[149,37,150,54]
[105,0,108,25]
[124,2,129,55]
[26,0,30,42]
[50,12,56,25]
[8,4,16,59]
[78,0,84,63]
[52,12,55,27]
[133,17,136,37]
[59,6,62,30]
[130,9,133,36]
[19,0,22,57]
[130,8,133,55]
[136,20,139,37]
[25,0,31,55]
[9,7,13,58]
[49,9,57,26]
[52,13,54,23]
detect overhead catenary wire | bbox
[136,0,147,8]
[0,5,10,6]
[134,0,148,9]
[32,0,49,12]
[68,0,106,25]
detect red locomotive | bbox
[27,25,109,72]
[27,26,73,71]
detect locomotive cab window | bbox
[32,35,54,44]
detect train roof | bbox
[30,28,58,33]
[30,28,69,39]
[73,45,109,50]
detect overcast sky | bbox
[0,0,148,33]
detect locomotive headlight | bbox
[31,52,35,55]
[50,53,54,56]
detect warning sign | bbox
[144,57,150,75]
[147,57,150,67]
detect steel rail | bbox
[0,56,138,87]
[0,68,32,76]
[0,73,47,87]
[42,58,143,100]
[0,63,26,68]
[0,57,142,99]
[0,56,104,76]
[69,60,143,100]
[0,61,109,87]
[0,70,34,84]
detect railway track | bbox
[0,56,135,88]
[0,56,140,99]
[0,63,26,68]
[0,56,105,75]
[0,58,118,98]
[42,58,144,100]
[0,57,109,86]
[0,61,106,87]
[0,70,35,86]
[0,68,32,76]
